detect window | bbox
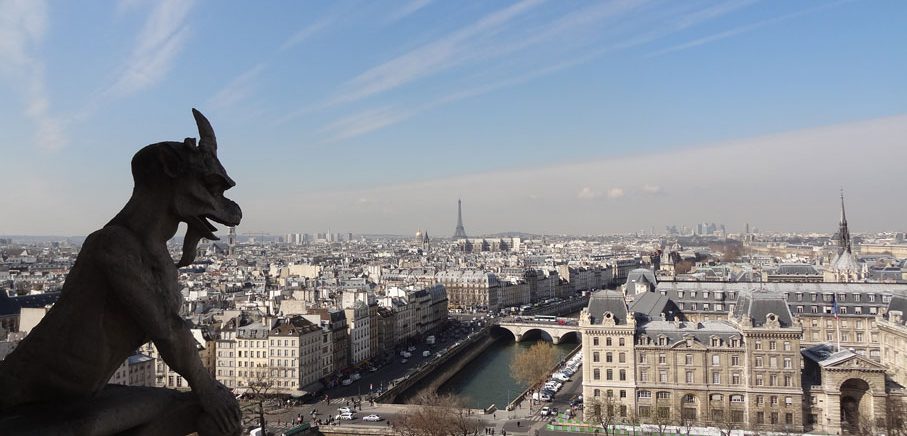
[658,354,666,364]
[620,390,626,398]
[784,358,792,369]
[712,355,720,366]
[712,372,721,384]
[659,370,668,383]
[619,369,626,381]
[638,406,650,417]
[619,352,626,363]
[593,352,600,363]
[770,396,778,406]
[656,391,671,400]
[619,337,625,346]
[640,370,648,382]
[784,375,792,387]
[606,352,613,363]
[785,396,793,406]
[770,357,777,368]
[639,353,647,364]
[638,390,652,399]
[606,337,612,346]
[756,375,764,386]
[594,389,600,397]
[755,357,763,367]
[731,355,740,366]
[769,341,777,351]
[593,369,600,380]
[606,369,613,380]
[711,394,723,402]
[783,341,791,351]
[755,340,762,350]
[731,373,741,385]
[594,337,599,346]
[770,374,778,386]
[756,395,764,405]
[686,371,694,384]
[785,413,793,425]
[730,395,744,403]
[685,354,693,365]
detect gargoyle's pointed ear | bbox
[192,108,217,156]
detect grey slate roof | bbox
[629,291,679,322]
[625,268,657,287]
[586,290,629,325]
[732,289,794,327]
[639,320,740,343]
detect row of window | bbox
[639,353,742,366]
[592,368,627,381]
[591,337,626,347]
[790,292,889,303]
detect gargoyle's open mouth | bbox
[188,215,221,241]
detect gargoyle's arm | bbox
[94,229,216,395]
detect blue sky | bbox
[1,0,906,236]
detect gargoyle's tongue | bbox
[175,217,219,268]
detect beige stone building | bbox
[582,289,805,433]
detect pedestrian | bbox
[493,413,496,419]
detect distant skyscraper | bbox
[453,199,468,239]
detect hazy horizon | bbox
[2,1,906,236]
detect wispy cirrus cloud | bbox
[0,0,65,150]
[311,0,768,142]
[385,0,432,24]
[647,0,852,58]
[207,64,265,111]
[319,106,413,143]
[101,0,195,99]
[280,17,334,52]
[328,0,544,107]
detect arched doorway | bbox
[840,378,872,434]
[681,394,699,421]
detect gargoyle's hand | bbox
[199,381,241,435]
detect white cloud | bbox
[328,0,543,107]
[385,0,432,24]
[577,187,601,199]
[607,188,625,199]
[101,0,194,99]
[319,106,413,142]
[280,17,333,52]
[207,64,265,111]
[642,184,662,195]
[647,1,852,58]
[0,0,65,150]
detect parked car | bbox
[336,413,355,420]
[337,407,352,414]
[422,350,431,357]
[341,379,352,386]
[540,407,551,416]
[363,414,382,422]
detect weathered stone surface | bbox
[0,109,242,435]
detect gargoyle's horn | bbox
[192,108,217,155]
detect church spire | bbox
[838,189,851,254]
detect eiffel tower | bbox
[453,199,468,239]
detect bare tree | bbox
[651,398,673,436]
[510,341,559,390]
[886,396,907,436]
[625,409,641,436]
[395,392,481,436]
[586,394,621,435]
[242,363,277,434]
[713,408,739,436]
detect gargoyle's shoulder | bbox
[83,226,142,256]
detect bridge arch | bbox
[495,321,580,344]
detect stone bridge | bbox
[496,318,581,344]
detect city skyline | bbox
[2,1,906,235]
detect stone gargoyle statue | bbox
[0,109,243,435]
